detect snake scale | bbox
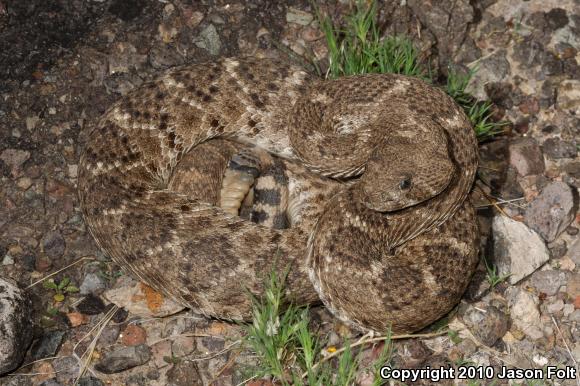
[78,56,479,333]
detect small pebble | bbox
[97,325,120,346]
[52,356,78,384]
[542,138,577,159]
[66,312,89,327]
[41,232,66,259]
[1,149,30,175]
[77,377,104,386]
[546,299,564,314]
[32,361,56,384]
[286,7,313,25]
[566,274,580,298]
[171,335,196,357]
[151,339,172,368]
[121,324,147,346]
[569,310,580,322]
[166,360,203,386]
[79,273,106,295]
[17,177,33,190]
[35,255,53,272]
[462,305,509,346]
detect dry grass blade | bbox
[26,256,95,289]
[148,332,229,346]
[5,356,63,377]
[475,197,525,209]
[72,305,118,384]
[186,340,241,363]
[551,316,580,386]
[474,185,512,217]
[209,347,243,384]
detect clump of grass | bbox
[446,67,508,140]
[483,257,511,289]
[314,0,506,141]
[243,270,392,385]
[318,0,427,79]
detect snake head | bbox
[356,132,455,212]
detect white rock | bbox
[506,287,544,340]
[546,299,564,314]
[492,215,549,284]
[286,7,314,26]
[532,354,548,367]
[25,116,39,130]
[469,351,491,367]
[0,277,33,375]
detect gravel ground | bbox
[0,0,579,385]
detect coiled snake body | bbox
[78,56,479,333]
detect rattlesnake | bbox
[78,56,479,333]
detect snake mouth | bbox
[359,188,413,213]
[363,199,416,213]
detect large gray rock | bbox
[524,182,578,242]
[0,277,33,375]
[492,215,550,285]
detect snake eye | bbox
[399,178,412,190]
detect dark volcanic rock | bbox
[76,294,106,315]
[30,330,66,361]
[94,344,151,374]
[545,8,569,31]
